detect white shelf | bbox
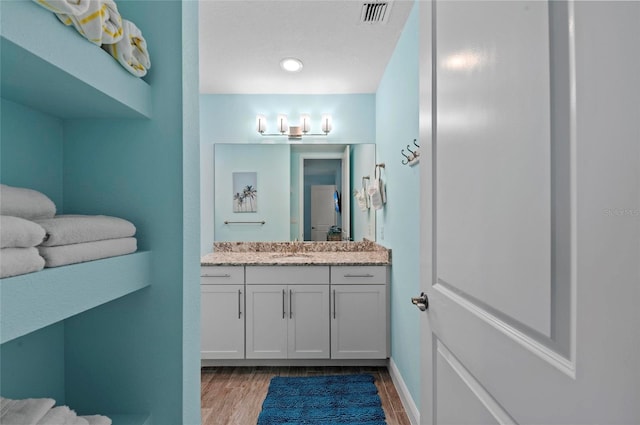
[1,251,152,344]
[0,1,151,119]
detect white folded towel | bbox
[38,237,137,268]
[35,215,136,247]
[1,216,46,248]
[0,397,55,424]
[0,184,56,220]
[0,247,46,278]
[37,405,90,425]
[32,0,91,16]
[80,415,112,425]
[102,19,150,77]
[51,0,124,46]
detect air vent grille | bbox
[360,2,391,24]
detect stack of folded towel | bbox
[0,396,111,425]
[0,216,46,278]
[32,0,151,77]
[0,184,53,278]
[0,184,137,277]
[35,215,137,268]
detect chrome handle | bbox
[203,273,231,278]
[238,289,242,319]
[344,273,374,278]
[289,289,293,319]
[333,289,336,319]
[411,292,429,311]
[282,289,286,319]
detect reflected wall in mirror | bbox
[210,143,376,244]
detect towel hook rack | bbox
[401,139,421,167]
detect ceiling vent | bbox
[360,1,392,24]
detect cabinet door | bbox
[246,284,288,359]
[287,285,330,359]
[331,284,388,359]
[201,284,244,359]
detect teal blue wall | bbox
[375,1,421,404]
[200,94,375,144]
[214,144,290,241]
[56,1,198,423]
[0,323,65,403]
[0,99,64,209]
[0,99,66,403]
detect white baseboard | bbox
[388,358,420,425]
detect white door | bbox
[418,2,640,424]
[287,284,330,359]
[310,185,337,241]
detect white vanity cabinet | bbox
[330,266,389,359]
[200,266,245,359]
[245,266,331,359]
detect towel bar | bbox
[224,220,266,225]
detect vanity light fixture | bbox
[256,114,332,138]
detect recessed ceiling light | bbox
[280,58,303,73]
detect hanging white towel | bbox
[368,180,383,210]
[354,188,368,212]
[32,0,91,16]
[0,397,55,425]
[102,19,150,77]
[53,0,124,46]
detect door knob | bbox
[411,292,429,311]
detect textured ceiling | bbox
[199,0,414,94]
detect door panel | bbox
[436,0,552,337]
[287,285,330,359]
[435,340,502,425]
[331,285,387,359]
[245,285,287,359]
[201,284,244,359]
[420,1,640,424]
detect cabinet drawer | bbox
[200,266,244,285]
[246,266,330,284]
[330,266,388,285]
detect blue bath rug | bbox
[257,374,387,425]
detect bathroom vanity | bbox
[200,241,391,365]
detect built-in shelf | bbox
[0,251,152,344]
[0,1,151,119]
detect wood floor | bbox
[201,366,411,425]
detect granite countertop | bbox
[201,241,391,266]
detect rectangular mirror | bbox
[210,143,376,243]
